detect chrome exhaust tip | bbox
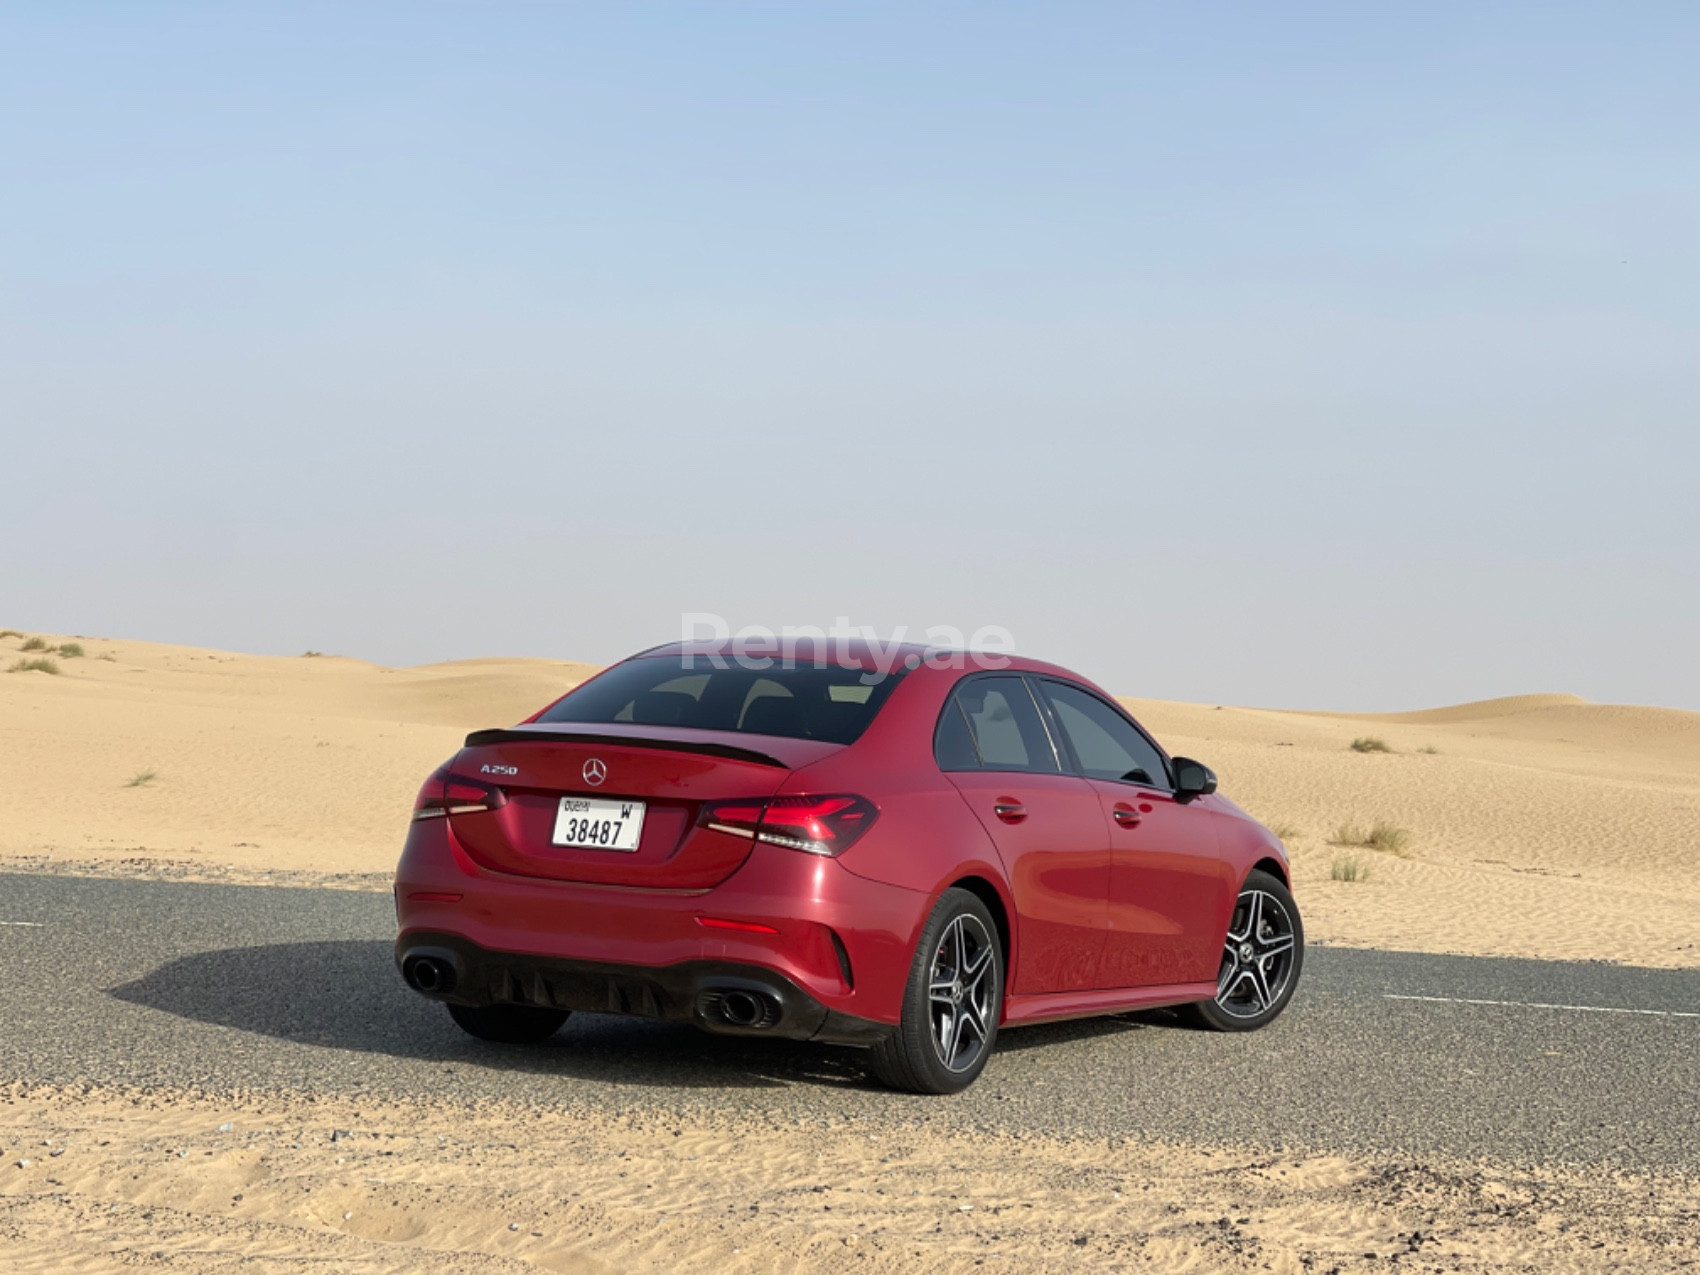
[403,954,457,996]
[699,986,782,1030]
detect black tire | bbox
[447,1002,570,1044]
[1181,868,1304,1031]
[868,888,1004,1094]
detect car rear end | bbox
[394,650,927,1042]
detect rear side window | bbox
[933,699,981,770]
[950,676,1061,773]
[1040,680,1170,788]
[539,659,907,745]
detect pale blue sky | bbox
[3,3,1696,709]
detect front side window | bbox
[1040,680,1170,788]
[951,676,1061,773]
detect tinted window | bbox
[954,676,1061,773]
[1042,681,1170,788]
[539,659,906,745]
[933,699,981,770]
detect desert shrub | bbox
[19,636,48,652]
[0,629,22,639]
[1365,821,1412,855]
[301,650,324,658]
[1350,736,1392,754]
[1331,820,1412,856]
[57,642,84,658]
[1331,856,1369,883]
[8,657,60,674]
[126,770,158,788]
[1266,820,1303,841]
[1417,745,1439,755]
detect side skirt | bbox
[1000,980,1218,1028]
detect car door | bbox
[937,674,1108,995]
[1034,679,1230,988]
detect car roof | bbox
[640,637,929,667]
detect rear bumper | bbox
[396,930,889,1045]
[394,817,928,1028]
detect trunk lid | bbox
[446,724,841,888]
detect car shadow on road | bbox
[110,939,1200,1094]
[107,939,877,1093]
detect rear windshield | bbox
[537,658,909,745]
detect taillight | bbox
[701,801,766,840]
[760,795,877,853]
[412,768,508,821]
[700,794,877,857]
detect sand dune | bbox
[1365,692,1592,720]
[3,630,1697,966]
[1127,694,1700,967]
[0,633,593,876]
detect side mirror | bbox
[1172,756,1217,802]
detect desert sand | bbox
[0,631,596,881]
[3,629,1697,967]
[5,1082,1698,1274]
[1126,694,1700,968]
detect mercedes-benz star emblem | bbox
[582,758,607,787]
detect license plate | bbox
[552,797,646,852]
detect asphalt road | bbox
[2,873,1697,1173]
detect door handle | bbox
[993,800,1027,824]
[1112,804,1142,828]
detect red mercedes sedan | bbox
[395,640,1302,1093]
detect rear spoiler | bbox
[462,728,790,769]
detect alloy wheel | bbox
[1214,888,1298,1019]
[927,913,997,1072]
